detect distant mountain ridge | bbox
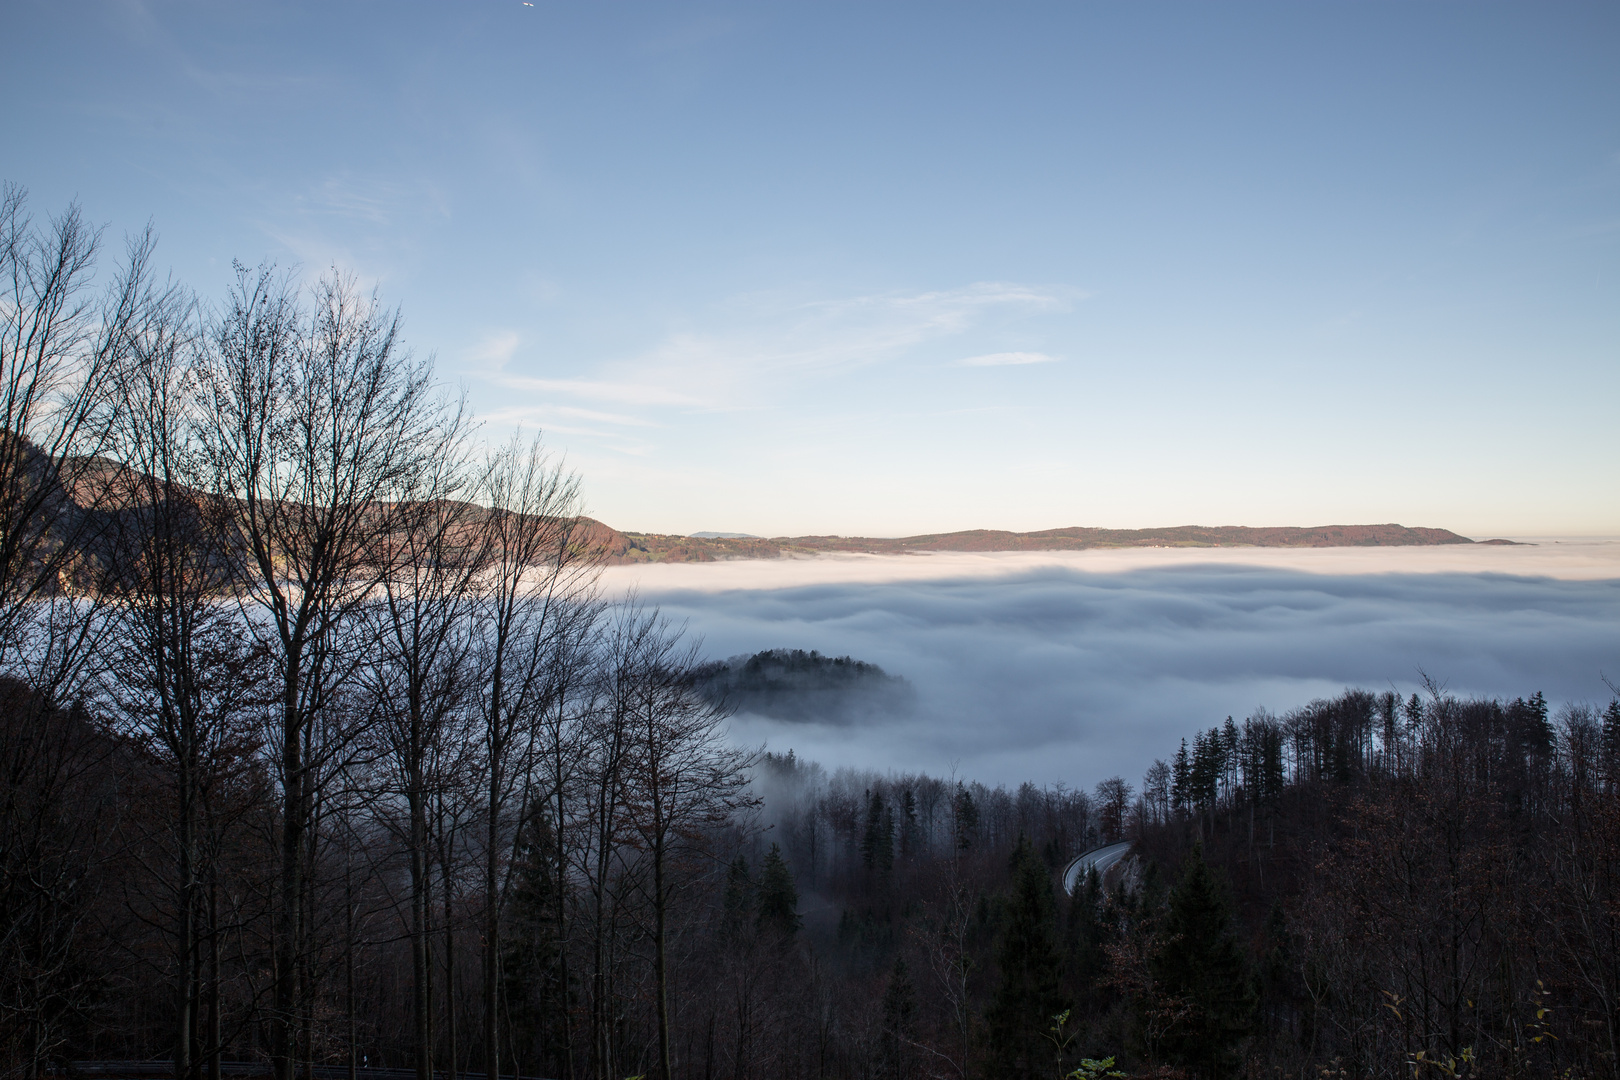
[33,444,1506,571]
[597,522,1506,565]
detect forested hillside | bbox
[598,523,1497,565]
[689,649,916,724]
[721,688,1620,1079]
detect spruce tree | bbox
[1150,844,1256,1078]
[1065,865,1108,1011]
[878,956,917,1080]
[900,788,919,858]
[722,853,754,939]
[501,813,570,1075]
[756,842,800,938]
[863,790,894,873]
[1603,697,1620,790]
[954,785,979,849]
[1172,739,1191,815]
[986,836,1067,1080]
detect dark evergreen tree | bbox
[1258,726,1285,805]
[953,785,979,850]
[1172,738,1191,815]
[862,789,894,875]
[1602,697,1620,791]
[1064,865,1109,1012]
[722,853,754,939]
[899,787,919,858]
[1404,692,1424,730]
[501,813,571,1077]
[1150,843,1256,1078]
[1221,717,1240,797]
[878,956,917,1080]
[756,842,800,938]
[986,836,1067,1080]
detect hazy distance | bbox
[608,541,1620,788]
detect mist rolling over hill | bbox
[615,543,1620,786]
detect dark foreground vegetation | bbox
[2,188,1617,1080]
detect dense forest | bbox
[3,188,1618,1080]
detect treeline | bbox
[727,688,1620,1080]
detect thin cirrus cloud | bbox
[494,375,706,409]
[606,546,1620,790]
[482,281,1078,424]
[954,351,1058,367]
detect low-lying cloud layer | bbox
[608,545,1620,789]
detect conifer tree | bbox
[900,788,919,858]
[502,814,571,1076]
[1602,697,1620,791]
[863,790,894,873]
[986,836,1066,1080]
[756,842,800,938]
[953,785,979,850]
[1150,843,1255,1078]
[1172,739,1191,815]
[878,956,917,1080]
[1065,865,1108,1011]
[722,854,754,939]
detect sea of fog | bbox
[601,540,1620,790]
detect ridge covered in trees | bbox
[599,523,1506,565]
[689,649,916,724]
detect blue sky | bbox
[5,2,1617,536]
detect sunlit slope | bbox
[599,522,1497,565]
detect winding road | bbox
[1062,840,1132,896]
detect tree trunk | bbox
[347,843,357,1080]
[652,828,672,1080]
[485,735,502,1080]
[176,771,195,1080]
[444,842,458,1080]
[274,684,304,1080]
[412,787,433,1080]
[208,870,221,1080]
[554,781,577,1080]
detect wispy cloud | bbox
[475,281,1082,449]
[499,281,1076,407]
[464,330,521,370]
[954,351,1058,367]
[546,404,658,427]
[494,376,705,408]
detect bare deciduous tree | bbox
[619,614,753,1080]
[100,272,268,1080]
[470,434,598,1080]
[201,266,445,1080]
[0,186,149,698]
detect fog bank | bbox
[604,542,1620,788]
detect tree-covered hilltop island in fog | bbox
[690,648,916,724]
